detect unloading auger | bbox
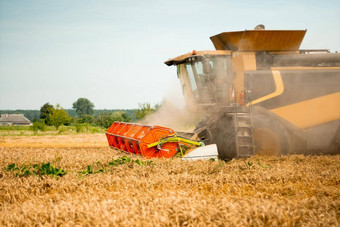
[106,122,218,159]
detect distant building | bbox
[0,114,32,126]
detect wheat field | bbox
[0,134,339,226]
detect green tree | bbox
[120,112,131,122]
[72,98,95,117]
[95,112,112,128]
[32,119,46,131]
[49,104,71,130]
[40,103,55,125]
[78,114,94,124]
[134,103,156,120]
[96,111,130,128]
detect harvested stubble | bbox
[0,135,339,226]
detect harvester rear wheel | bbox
[253,128,280,155]
[251,107,291,156]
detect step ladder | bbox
[234,111,254,157]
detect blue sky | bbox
[0,0,339,109]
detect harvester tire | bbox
[251,107,291,155]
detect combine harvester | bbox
[107,25,340,160]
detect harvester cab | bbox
[166,50,232,109]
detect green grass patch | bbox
[6,163,67,178]
[0,125,31,131]
[0,125,105,136]
[78,156,154,175]
[5,156,153,178]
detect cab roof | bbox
[164,50,231,66]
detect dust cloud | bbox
[140,79,201,132]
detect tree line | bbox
[1,98,159,130]
[0,109,136,122]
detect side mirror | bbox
[202,59,210,74]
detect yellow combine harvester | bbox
[165,26,340,159]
